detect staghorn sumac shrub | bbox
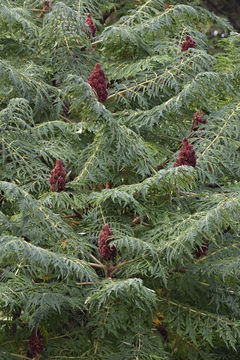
[1,1,240,360]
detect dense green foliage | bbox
[0,0,240,359]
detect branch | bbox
[88,262,104,269]
[110,259,136,276]
[62,214,79,219]
[89,254,103,266]
[76,281,93,285]
[59,114,71,123]
[1,353,32,360]
[91,39,103,46]
[31,9,46,12]
[107,52,205,101]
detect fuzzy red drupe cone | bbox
[156,324,169,343]
[85,13,96,37]
[29,328,44,358]
[190,111,206,132]
[98,224,117,261]
[39,1,51,18]
[49,159,69,192]
[181,35,196,52]
[165,4,172,8]
[174,137,196,168]
[195,240,209,258]
[63,101,71,116]
[88,63,108,103]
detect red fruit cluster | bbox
[156,324,169,343]
[181,35,196,52]
[195,240,209,258]
[165,4,172,8]
[49,159,69,192]
[39,1,51,18]
[88,63,108,103]
[190,111,206,132]
[174,137,196,168]
[63,101,71,116]
[29,329,44,358]
[85,13,96,37]
[98,224,117,260]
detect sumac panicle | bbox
[190,111,206,132]
[39,1,51,18]
[156,324,169,343]
[98,224,117,260]
[49,159,69,192]
[174,137,196,168]
[85,13,96,37]
[194,240,209,258]
[29,329,44,358]
[88,63,108,103]
[181,35,196,52]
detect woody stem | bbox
[104,261,113,278]
[88,262,104,269]
[89,254,104,266]
[110,259,136,277]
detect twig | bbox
[88,262,104,269]
[179,191,199,197]
[15,261,22,275]
[110,259,135,276]
[99,204,106,224]
[91,39,103,46]
[1,353,32,360]
[89,254,103,266]
[59,114,71,123]
[50,357,84,359]
[31,9,46,12]
[159,134,182,142]
[150,166,157,174]
[76,281,93,285]
[62,214,79,218]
